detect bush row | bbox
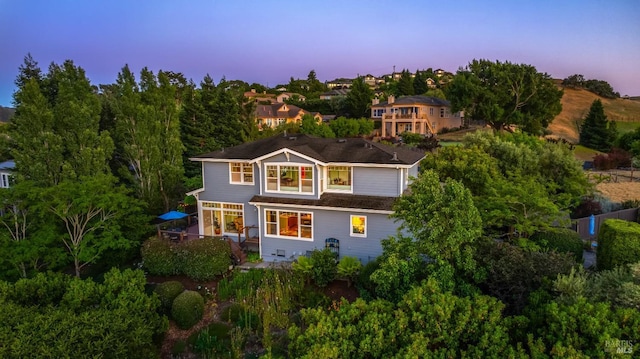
[141,237,231,281]
[530,228,584,262]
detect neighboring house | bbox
[0,160,14,188]
[276,92,306,103]
[326,78,353,89]
[371,95,464,137]
[244,89,276,103]
[189,134,424,263]
[319,89,350,100]
[255,103,322,130]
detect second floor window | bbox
[230,163,253,184]
[266,164,313,194]
[327,166,352,191]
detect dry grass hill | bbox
[548,87,640,143]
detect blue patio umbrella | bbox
[158,210,188,221]
[589,214,596,236]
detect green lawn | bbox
[573,145,601,162]
[439,141,461,147]
[615,121,640,134]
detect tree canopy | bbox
[446,59,563,134]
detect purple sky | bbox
[1,0,639,107]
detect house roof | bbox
[371,95,451,108]
[0,160,15,170]
[250,193,396,212]
[191,133,425,165]
[320,89,350,97]
[255,103,309,119]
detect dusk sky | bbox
[1,0,639,107]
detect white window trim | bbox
[264,208,313,241]
[324,165,353,193]
[229,162,255,185]
[200,201,244,236]
[264,162,315,195]
[350,215,367,238]
[0,173,9,188]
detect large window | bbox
[265,209,312,240]
[265,164,313,194]
[201,202,244,236]
[350,215,367,237]
[230,163,253,184]
[327,166,352,191]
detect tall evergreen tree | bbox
[397,69,414,96]
[10,57,112,186]
[579,99,615,152]
[345,76,373,118]
[413,69,428,95]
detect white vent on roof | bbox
[337,139,346,143]
[392,152,398,161]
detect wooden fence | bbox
[572,207,639,240]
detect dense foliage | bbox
[475,239,576,313]
[597,219,640,271]
[562,74,620,98]
[289,279,520,358]
[0,269,167,358]
[421,131,591,237]
[142,237,231,280]
[446,59,563,134]
[530,228,584,262]
[171,290,205,329]
[154,280,185,313]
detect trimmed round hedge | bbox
[171,290,205,329]
[530,228,584,262]
[154,281,184,313]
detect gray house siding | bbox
[200,162,259,204]
[353,167,400,197]
[408,163,419,179]
[258,206,394,264]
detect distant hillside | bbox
[547,87,640,143]
[0,106,15,123]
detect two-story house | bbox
[371,95,464,137]
[189,134,424,263]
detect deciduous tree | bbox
[446,59,563,134]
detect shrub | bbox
[597,219,640,271]
[337,256,363,287]
[9,271,72,306]
[309,249,337,287]
[292,256,314,283]
[176,238,231,281]
[220,303,259,330]
[357,258,381,300]
[217,269,265,301]
[154,281,184,313]
[141,237,177,276]
[530,228,584,262]
[171,290,205,329]
[475,239,575,314]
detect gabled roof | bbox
[191,133,425,165]
[372,95,451,108]
[0,160,15,170]
[255,103,308,119]
[320,89,350,97]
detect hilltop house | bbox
[255,103,322,130]
[371,95,463,137]
[189,134,424,263]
